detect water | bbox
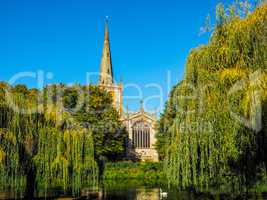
[85,188,266,200]
[1,187,267,200]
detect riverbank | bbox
[103,161,166,186]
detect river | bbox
[1,186,267,199]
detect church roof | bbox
[122,100,157,122]
[123,108,157,122]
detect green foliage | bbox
[0,81,126,197]
[0,83,109,197]
[33,125,98,195]
[45,84,127,161]
[161,2,267,192]
[104,161,166,186]
[156,82,182,160]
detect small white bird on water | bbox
[160,188,168,199]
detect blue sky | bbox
[0,0,233,113]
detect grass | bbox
[103,161,166,186]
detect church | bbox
[98,19,159,162]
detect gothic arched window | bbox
[132,121,150,149]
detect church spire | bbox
[99,17,113,85]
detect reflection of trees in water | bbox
[102,188,159,200]
[103,188,137,200]
[1,187,267,199]
[136,189,159,200]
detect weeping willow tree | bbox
[0,83,98,198]
[163,2,267,192]
[34,105,98,196]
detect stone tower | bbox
[99,18,123,115]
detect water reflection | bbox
[136,189,160,200]
[80,188,267,200]
[100,188,160,200]
[0,187,267,199]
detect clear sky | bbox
[0,0,234,114]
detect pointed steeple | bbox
[99,17,113,85]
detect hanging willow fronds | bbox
[163,3,267,192]
[0,85,98,197]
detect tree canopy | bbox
[0,82,126,197]
[158,2,267,191]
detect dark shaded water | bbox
[87,188,266,200]
[82,188,267,200]
[1,187,267,200]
